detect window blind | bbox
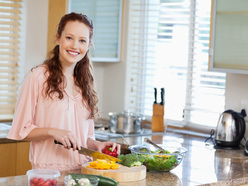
[0,0,22,120]
[126,0,226,130]
[68,0,122,62]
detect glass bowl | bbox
[64,174,99,186]
[128,144,188,172]
[26,169,60,186]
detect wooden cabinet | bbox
[16,142,32,175]
[0,141,31,177]
[0,143,16,177]
[209,0,248,74]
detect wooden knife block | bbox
[151,104,165,132]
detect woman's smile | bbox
[67,50,80,56]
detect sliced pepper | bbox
[87,159,120,170]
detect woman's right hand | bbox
[49,128,81,151]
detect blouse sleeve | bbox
[7,70,40,140]
[87,119,95,140]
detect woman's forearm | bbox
[23,128,53,141]
[87,138,100,150]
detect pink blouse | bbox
[7,65,95,171]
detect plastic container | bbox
[64,174,99,186]
[26,169,60,186]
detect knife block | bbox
[151,104,165,132]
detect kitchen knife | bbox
[154,87,157,104]
[54,140,121,162]
[160,88,165,105]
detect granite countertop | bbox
[1,123,248,185]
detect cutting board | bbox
[81,163,146,182]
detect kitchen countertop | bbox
[1,123,248,185]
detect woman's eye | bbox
[66,36,72,40]
[80,39,86,43]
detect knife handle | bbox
[154,88,157,104]
[54,140,79,150]
[160,88,165,105]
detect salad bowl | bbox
[128,144,187,172]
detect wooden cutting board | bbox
[81,163,146,182]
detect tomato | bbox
[31,177,38,184]
[37,178,45,186]
[29,177,57,186]
[102,146,118,157]
[37,178,44,183]
[51,179,57,186]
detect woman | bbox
[7,12,120,171]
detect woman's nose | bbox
[71,40,78,48]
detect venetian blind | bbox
[0,0,22,120]
[68,0,122,62]
[126,0,226,130]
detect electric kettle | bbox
[214,109,246,149]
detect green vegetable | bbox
[144,154,178,172]
[151,149,170,154]
[139,148,149,152]
[96,175,119,186]
[69,174,119,186]
[117,154,146,167]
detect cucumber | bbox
[69,173,119,186]
[96,175,119,186]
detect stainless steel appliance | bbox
[214,109,246,149]
[109,111,145,134]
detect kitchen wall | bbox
[23,1,248,133]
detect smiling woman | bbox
[7,12,121,171]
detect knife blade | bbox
[54,140,121,162]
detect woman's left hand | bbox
[87,138,121,156]
[97,141,121,157]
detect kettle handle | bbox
[225,109,246,142]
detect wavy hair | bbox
[43,12,98,119]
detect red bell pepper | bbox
[102,146,118,158]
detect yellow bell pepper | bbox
[87,159,120,170]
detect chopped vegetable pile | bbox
[66,177,91,186]
[68,174,119,186]
[118,147,180,171]
[117,154,146,167]
[87,159,120,170]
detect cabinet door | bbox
[209,0,248,74]
[0,143,16,177]
[16,142,32,175]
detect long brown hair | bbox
[43,12,98,119]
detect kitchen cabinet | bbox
[16,142,32,175]
[0,143,16,177]
[0,141,31,177]
[209,0,248,74]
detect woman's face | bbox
[56,21,91,66]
